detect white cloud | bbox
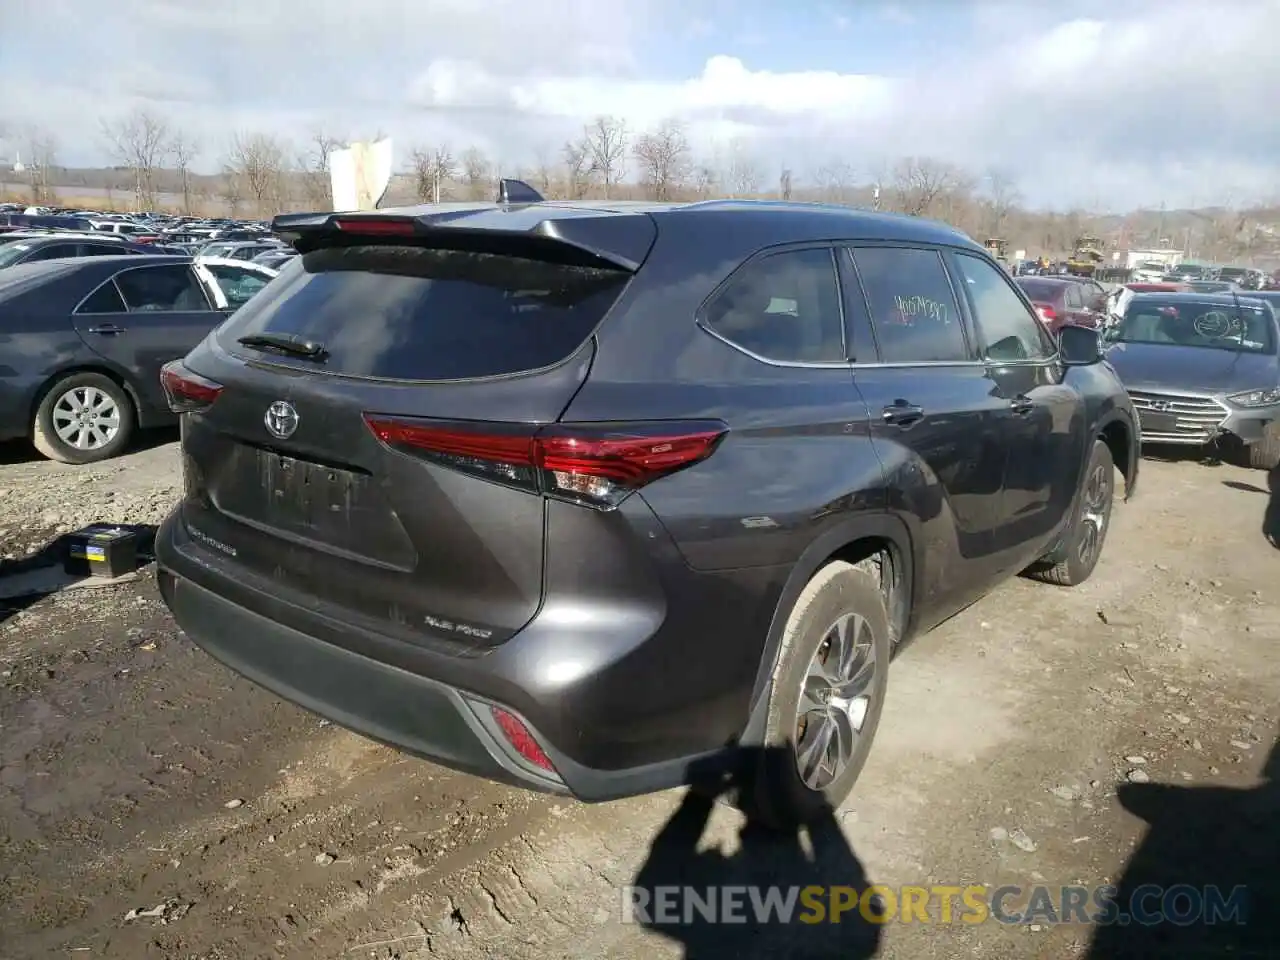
[1,0,1278,209]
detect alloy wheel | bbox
[1077,462,1110,564]
[52,386,121,451]
[794,612,878,790]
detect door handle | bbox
[87,323,126,335]
[1010,396,1035,415]
[882,402,924,427]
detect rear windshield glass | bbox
[217,244,629,380]
[1014,278,1069,302]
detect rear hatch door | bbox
[175,214,650,650]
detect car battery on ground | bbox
[64,524,139,579]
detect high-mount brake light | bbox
[363,416,727,508]
[160,360,223,413]
[332,218,415,237]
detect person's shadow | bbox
[1265,463,1280,548]
[1086,734,1280,958]
[630,748,883,959]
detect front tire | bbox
[32,372,135,464]
[1031,438,1115,586]
[753,560,891,829]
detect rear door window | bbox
[703,248,845,362]
[848,247,971,362]
[114,264,212,312]
[77,280,128,314]
[217,245,631,380]
[26,243,80,262]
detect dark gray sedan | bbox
[1104,292,1280,468]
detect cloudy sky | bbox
[2,0,1278,211]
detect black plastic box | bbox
[64,525,138,579]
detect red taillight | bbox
[1034,302,1057,322]
[160,360,223,413]
[363,416,726,508]
[490,707,555,772]
[333,217,415,236]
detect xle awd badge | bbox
[264,400,299,439]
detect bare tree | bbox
[100,108,171,209]
[691,160,718,199]
[219,165,244,217]
[890,156,958,217]
[170,131,200,215]
[982,169,1022,238]
[409,144,457,203]
[23,127,58,204]
[226,132,289,216]
[813,159,857,204]
[779,167,794,201]
[460,147,491,200]
[631,119,691,201]
[583,115,628,198]
[562,138,592,199]
[297,129,347,209]
[725,138,761,198]
[531,145,556,196]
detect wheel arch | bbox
[30,364,144,436]
[1098,411,1138,499]
[738,514,915,747]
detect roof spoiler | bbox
[270,207,654,272]
[496,178,544,205]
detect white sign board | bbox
[330,139,393,212]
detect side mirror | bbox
[1059,324,1103,365]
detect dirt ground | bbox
[0,432,1277,959]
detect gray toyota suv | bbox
[156,187,1139,826]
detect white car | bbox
[1131,262,1168,283]
[192,257,279,311]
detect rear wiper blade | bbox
[236,333,328,361]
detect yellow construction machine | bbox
[1065,236,1104,277]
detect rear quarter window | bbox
[217,245,631,380]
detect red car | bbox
[1013,276,1108,333]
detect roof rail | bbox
[496,179,545,205]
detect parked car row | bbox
[1009,271,1280,469]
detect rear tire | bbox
[1247,423,1280,471]
[1030,439,1114,587]
[32,372,135,465]
[751,561,891,830]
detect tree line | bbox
[3,108,1277,264]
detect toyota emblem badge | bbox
[264,400,299,439]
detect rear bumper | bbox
[157,566,569,795]
[155,505,783,802]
